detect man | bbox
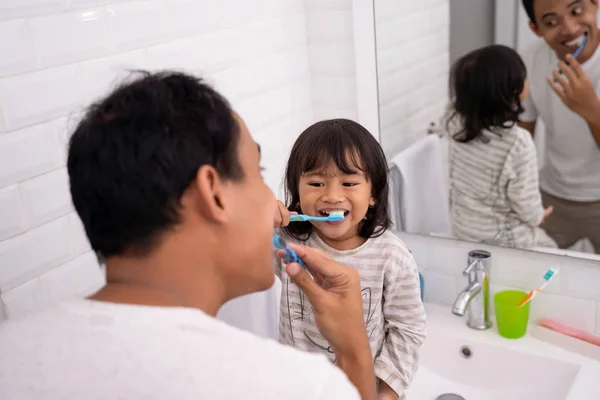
[0,72,377,400]
[519,0,600,253]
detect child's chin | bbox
[316,225,352,239]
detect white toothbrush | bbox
[518,268,558,307]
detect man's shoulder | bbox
[520,39,554,69]
[0,300,358,400]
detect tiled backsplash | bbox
[397,232,600,336]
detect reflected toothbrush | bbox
[572,32,588,59]
[518,268,558,307]
[290,210,345,222]
[555,33,587,81]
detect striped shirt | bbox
[275,230,426,398]
[446,114,557,249]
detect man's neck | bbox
[91,234,227,316]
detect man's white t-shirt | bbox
[520,39,600,201]
[0,299,359,400]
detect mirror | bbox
[374,0,600,260]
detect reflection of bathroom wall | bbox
[0,1,314,335]
[450,0,495,64]
[375,1,450,159]
[399,232,600,337]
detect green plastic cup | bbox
[494,290,530,339]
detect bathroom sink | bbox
[406,328,581,400]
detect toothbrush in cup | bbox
[290,210,345,223]
[517,268,558,307]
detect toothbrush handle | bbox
[290,214,327,222]
[518,288,539,307]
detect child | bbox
[445,45,556,249]
[273,119,426,400]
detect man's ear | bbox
[529,20,542,37]
[191,165,229,224]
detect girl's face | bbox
[298,158,374,251]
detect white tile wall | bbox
[30,8,111,68]
[0,218,73,292]
[0,1,65,21]
[0,64,84,131]
[0,185,26,241]
[0,18,37,77]
[375,0,450,158]
[305,0,359,121]
[397,232,600,335]
[19,168,73,228]
[0,0,314,322]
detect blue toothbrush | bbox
[555,33,587,81]
[290,210,345,223]
[572,33,588,59]
[273,235,306,268]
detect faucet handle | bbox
[463,259,480,276]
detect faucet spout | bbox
[452,250,492,330]
[452,282,482,316]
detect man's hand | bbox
[278,244,377,400]
[548,54,600,123]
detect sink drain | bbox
[460,345,472,359]
[436,394,465,400]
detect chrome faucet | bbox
[452,250,492,330]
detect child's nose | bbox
[322,185,344,203]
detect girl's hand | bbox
[541,206,554,226]
[273,200,295,228]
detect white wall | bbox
[375,0,450,158]
[399,232,600,336]
[0,0,313,330]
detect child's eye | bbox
[343,182,358,187]
[572,6,583,16]
[545,18,558,27]
[308,182,324,187]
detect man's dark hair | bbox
[67,71,242,262]
[282,119,391,241]
[522,0,536,23]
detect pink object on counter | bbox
[539,319,600,347]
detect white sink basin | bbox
[405,304,600,400]
[407,330,580,399]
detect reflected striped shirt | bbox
[447,116,555,249]
[274,230,426,399]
